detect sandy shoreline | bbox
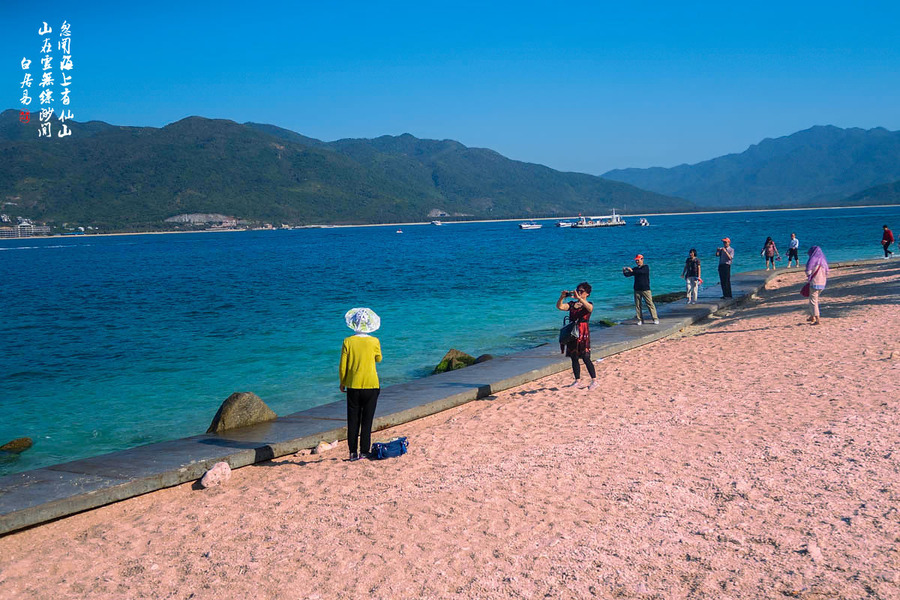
[1,262,899,599]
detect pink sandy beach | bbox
[1,262,899,599]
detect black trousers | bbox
[347,388,380,454]
[718,263,732,297]
[884,242,894,257]
[570,351,596,380]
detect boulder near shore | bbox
[206,392,277,433]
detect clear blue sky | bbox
[3,0,899,174]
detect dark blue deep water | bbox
[2,205,899,475]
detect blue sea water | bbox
[2,205,899,476]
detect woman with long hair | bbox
[761,236,780,270]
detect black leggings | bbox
[347,388,380,454]
[570,351,596,380]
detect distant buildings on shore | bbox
[0,218,51,238]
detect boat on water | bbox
[637,218,650,227]
[431,220,443,226]
[571,210,626,228]
[556,220,575,228]
[519,221,542,230]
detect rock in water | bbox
[474,354,494,364]
[199,462,232,488]
[207,392,277,433]
[433,349,476,374]
[0,437,33,453]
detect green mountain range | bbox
[0,110,691,231]
[603,125,900,207]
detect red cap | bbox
[722,237,730,243]
[634,254,644,260]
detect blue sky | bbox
[3,1,899,174]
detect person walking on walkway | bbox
[787,233,800,267]
[556,282,598,390]
[623,254,658,325]
[882,225,894,258]
[761,236,780,270]
[805,246,829,326]
[716,238,735,298]
[339,307,383,461]
[681,248,702,304]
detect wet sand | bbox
[1,262,898,599]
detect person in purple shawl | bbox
[805,246,829,325]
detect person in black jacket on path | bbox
[623,254,658,325]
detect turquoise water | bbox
[2,205,899,475]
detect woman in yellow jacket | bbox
[339,308,383,461]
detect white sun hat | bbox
[344,307,381,333]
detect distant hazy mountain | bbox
[603,126,900,207]
[838,180,900,206]
[0,110,691,230]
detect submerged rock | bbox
[474,354,494,364]
[207,392,277,433]
[0,437,33,453]
[433,349,476,374]
[199,462,232,488]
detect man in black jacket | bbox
[623,254,659,325]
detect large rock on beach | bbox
[0,437,33,453]
[199,461,232,488]
[207,392,277,433]
[433,349,477,374]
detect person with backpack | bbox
[339,307,383,461]
[556,282,598,390]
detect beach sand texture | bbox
[1,263,899,599]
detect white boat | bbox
[571,209,626,228]
[637,218,650,227]
[431,220,442,226]
[556,220,574,228]
[519,221,542,230]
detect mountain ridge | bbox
[603,125,900,207]
[0,109,692,231]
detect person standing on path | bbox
[882,225,894,258]
[339,307,383,461]
[681,248,702,304]
[805,246,829,326]
[716,238,735,298]
[556,282,598,390]
[623,254,658,325]
[761,236,780,270]
[787,233,800,267]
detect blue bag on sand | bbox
[370,437,408,459]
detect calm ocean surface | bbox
[2,205,899,475]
